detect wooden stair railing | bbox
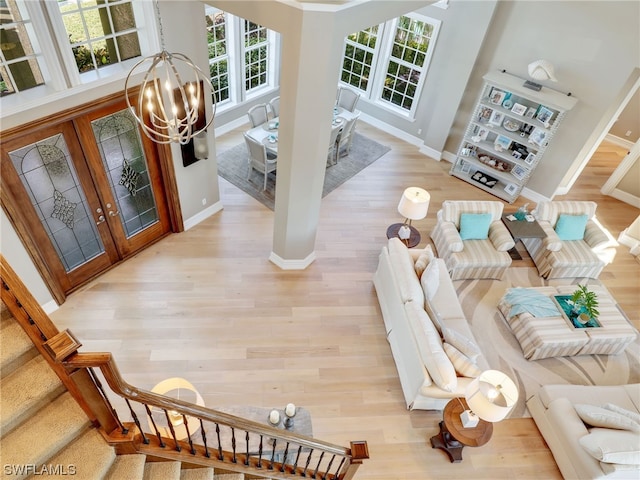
[0,255,369,480]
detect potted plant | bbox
[570,285,600,324]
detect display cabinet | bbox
[450,70,577,203]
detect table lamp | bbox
[460,370,518,428]
[396,187,430,240]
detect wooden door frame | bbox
[0,92,184,305]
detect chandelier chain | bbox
[154,0,166,51]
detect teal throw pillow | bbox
[459,213,492,240]
[555,214,588,240]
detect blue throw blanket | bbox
[504,288,560,318]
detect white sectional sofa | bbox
[373,237,488,410]
[528,384,640,479]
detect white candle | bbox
[269,409,280,425]
[285,403,296,417]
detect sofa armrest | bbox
[488,221,515,252]
[431,221,463,255]
[584,219,610,250]
[538,221,563,252]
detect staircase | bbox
[0,301,246,480]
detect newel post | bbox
[340,441,369,480]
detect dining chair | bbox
[269,96,280,118]
[247,104,269,128]
[244,133,277,191]
[337,112,360,157]
[326,126,343,167]
[336,86,360,112]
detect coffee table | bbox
[430,398,493,463]
[501,213,546,260]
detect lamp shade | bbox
[527,60,557,82]
[465,370,518,422]
[397,187,430,221]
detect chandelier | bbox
[125,1,215,145]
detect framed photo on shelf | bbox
[489,110,505,126]
[471,127,489,142]
[471,170,499,189]
[504,183,518,196]
[524,152,536,165]
[494,135,512,151]
[460,160,471,174]
[511,103,527,116]
[536,106,554,126]
[478,106,493,122]
[528,127,547,147]
[489,89,507,105]
[525,107,537,119]
[511,151,522,160]
[511,164,528,180]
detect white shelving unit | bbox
[451,70,578,203]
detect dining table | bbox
[245,106,359,156]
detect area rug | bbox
[216,132,391,210]
[454,268,640,418]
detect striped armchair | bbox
[430,200,514,280]
[522,201,610,279]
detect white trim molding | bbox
[183,201,224,231]
[269,251,316,270]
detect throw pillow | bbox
[414,245,435,277]
[459,213,492,240]
[388,237,424,305]
[443,343,482,378]
[574,404,640,432]
[555,214,589,241]
[404,300,457,392]
[442,327,482,361]
[603,403,640,426]
[420,258,440,301]
[579,428,640,464]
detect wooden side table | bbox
[386,223,420,248]
[430,398,493,463]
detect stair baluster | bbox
[292,445,302,472]
[126,398,149,444]
[257,434,264,468]
[269,438,277,470]
[323,454,337,480]
[145,404,166,447]
[333,456,347,480]
[230,426,237,463]
[244,430,250,465]
[88,367,128,434]
[163,409,182,451]
[313,451,325,479]
[215,423,223,460]
[302,448,313,477]
[280,442,290,472]
[183,414,196,454]
[199,419,211,458]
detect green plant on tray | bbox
[570,284,600,322]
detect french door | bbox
[1,98,176,303]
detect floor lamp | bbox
[386,187,430,247]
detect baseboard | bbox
[419,144,442,161]
[183,201,223,231]
[42,300,59,315]
[357,112,424,148]
[441,150,457,163]
[520,187,551,204]
[609,188,640,208]
[605,133,634,149]
[269,251,316,270]
[214,116,249,137]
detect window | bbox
[205,6,278,110]
[0,0,46,95]
[56,0,142,74]
[340,14,440,117]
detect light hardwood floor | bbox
[49,121,639,479]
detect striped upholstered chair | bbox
[522,201,610,279]
[430,200,514,280]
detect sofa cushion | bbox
[414,245,435,278]
[442,327,481,362]
[420,257,439,301]
[404,300,457,392]
[459,213,492,240]
[443,343,482,378]
[555,213,589,240]
[579,427,640,464]
[575,404,640,432]
[388,237,424,305]
[600,461,640,475]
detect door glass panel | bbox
[90,108,159,238]
[8,134,105,272]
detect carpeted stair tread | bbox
[0,355,65,435]
[213,474,244,480]
[143,461,181,480]
[41,427,115,479]
[180,467,215,480]
[0,391,90,480]
[104,454,147,480]
[1,317,38,376]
